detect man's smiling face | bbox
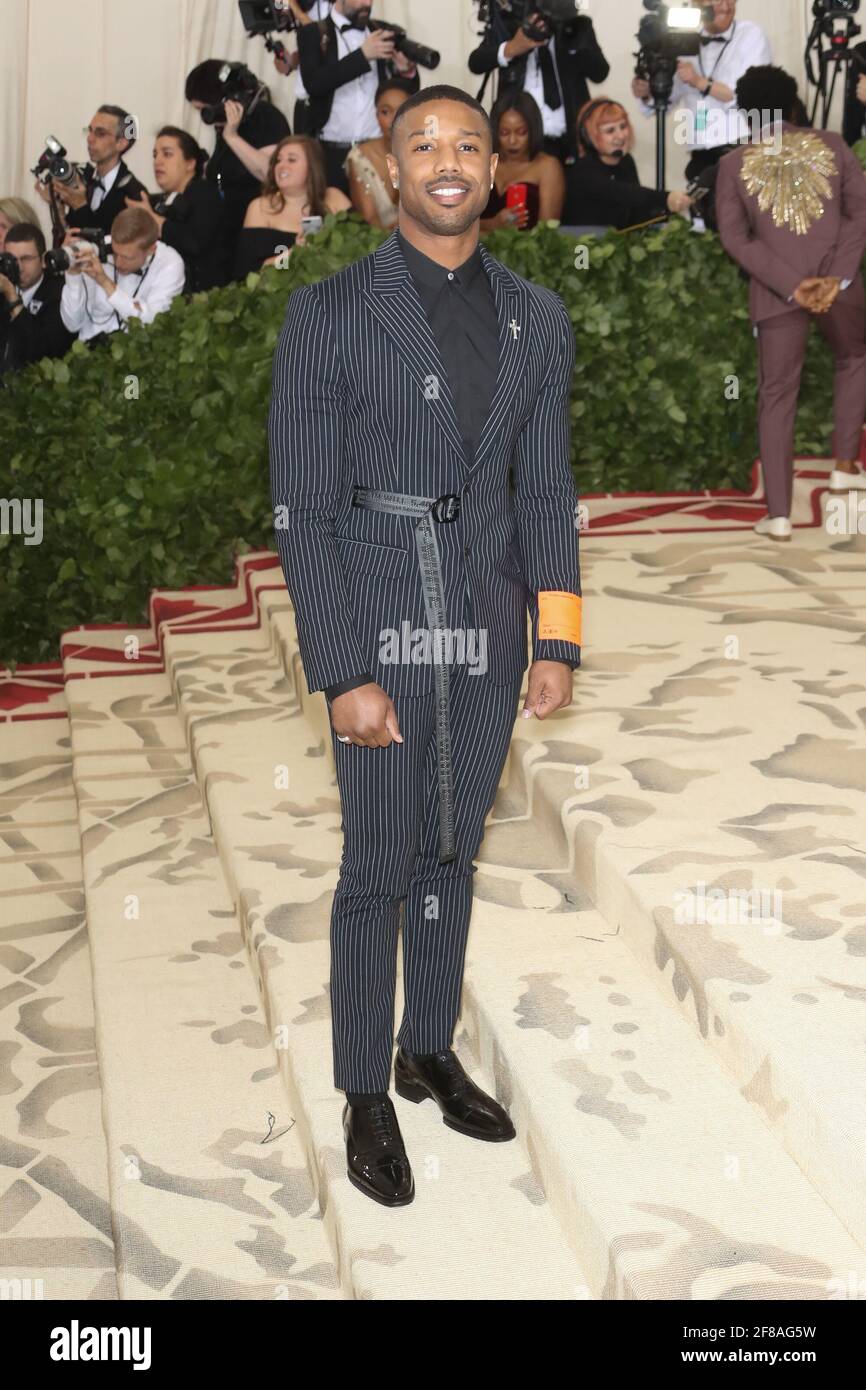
[386,99,498,237]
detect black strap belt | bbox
[351,484,462,863]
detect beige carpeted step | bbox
[62,666,344,1299]
[158,571,866,1298]
[492,525,866,1251]
[0,719,118,1300]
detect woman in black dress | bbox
[125,127,228,293]
[480,90,565,233]
[562,98,692,229]
[235,135,351,279]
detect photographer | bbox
[125,127,229,294]
[468,3,610,164]
[562,97,692,228]
[185,59,290,267]
[60,207,185,343]
[632,0,771,180]
[297,0,420,194]
[34,106,146,237]
[0,223,74,376]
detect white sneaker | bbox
[828,468,866,492]
[754,515,792,541]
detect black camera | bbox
[31,135,84,187]
[200,61,264,125]
[635,1,715,105]
[813,0,860,12]
[368,18,441,70]
[44,229,112,275]
[0,251,21,288]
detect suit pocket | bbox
[336,535,413,579]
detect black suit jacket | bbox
[67,158,147,235]
[468,14,609,158]
[269,230,581,699]
[297,17,420,137]
[154,178,229,293]
[0,273,74,375]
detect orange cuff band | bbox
[538,591,582,646]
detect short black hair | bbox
[389,84,493,149]
[5,221,46,258]
[735,65,799,124]
[97,104,136,150]
[490,89,544,160]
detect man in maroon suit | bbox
[716,65,866,541]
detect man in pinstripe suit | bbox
[269,84,581,1208]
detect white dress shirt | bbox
[90,160,121,211]
[60,239,185,341]
[639,19,772,150]
[320,18,380,144]
[497,38,567,138]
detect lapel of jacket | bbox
[361,230,529,481]
[472,241,528,480]
[362,230,465,463]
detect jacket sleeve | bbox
[298,22,372,98]
[268,284,371,694]
[561,17,610,83]
[715,153,803,302]
[160,183,224,260]
[513,292,581,669]
[827,141,866,281]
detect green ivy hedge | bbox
[0,211,840,664]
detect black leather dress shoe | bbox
[394,1046,516,1142]
[343,1096,415,1207]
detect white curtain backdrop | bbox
[2,0,823,232]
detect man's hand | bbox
[125,188,165,234]
[632,75,651,100]
[362,29,397,62]
[56,173,88,209]
[0,272,19,305]
[391,48,416,77]
[504,17,548,59]
[857,73,866,105]
[77,245,113,293]
[521,660,574,720]
[676,60,702,89]
[330,682,404,748]
[793,276,840,313]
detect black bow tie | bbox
[92,176,106,192]
[702,34,726,44]
[338,19,362,32]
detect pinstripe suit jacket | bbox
[268,227,581,698]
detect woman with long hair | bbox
[125,126,228,293]
[235,135,351,278]
[561,98,692,229]
[480,90,565,232]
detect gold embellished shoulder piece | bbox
[739,130,837,235]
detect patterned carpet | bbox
[3,456,866,1299]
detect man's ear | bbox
[490,152,499,185]
[385,152,399,186]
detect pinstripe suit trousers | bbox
[328,659,524,1092]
